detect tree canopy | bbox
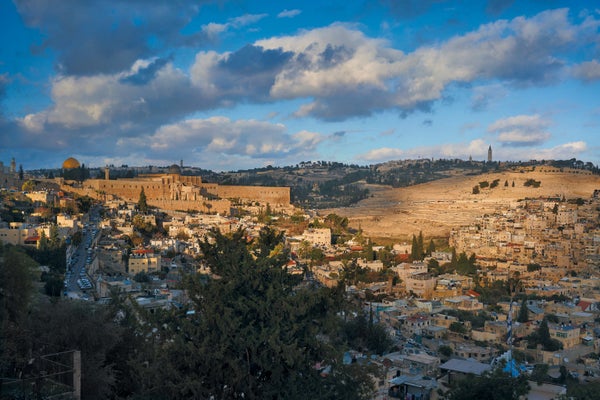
[125,228,377,399]
[446,368,529,400]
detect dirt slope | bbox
[323,168,600,240]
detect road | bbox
[64,205,102,301]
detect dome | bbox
[62,157,81,169]
[168,164,181,174]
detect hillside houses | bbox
[451,197,600,271]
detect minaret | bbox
[487,145,492,163]
[104,166,110,180]
[10,157,16,173]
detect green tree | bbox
[565,380,600,399]
[446,368,529,400]
[43,273,64,297]
[530,364,549,384]
[456,252,476,275]
[528,318,562,352]
[38,229,49,251]
[449,321,467,334]
[0,245,37,324]
[49,223,61,249]
[28,301,122,400]
[0,245,38,378]
[426,239,436,256]
[517,298,529,323]
[128,229,375,399]
[411,234,420,261]
[138,187,148,213]
[21,179,35,192]
[438,345,453,359]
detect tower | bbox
[104,166,110,180]
[487,145,492,163]
[10,157,16,173]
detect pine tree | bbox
[129,228,376,399]
[417,231,424,260]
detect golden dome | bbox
[62,157,81,169]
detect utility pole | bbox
[73,350,81,400]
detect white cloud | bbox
[499,141,588,161]
[496,130,551,144]
[201,13,268,40]
[278,9,301,18]
[21,61,202,131]
[126,117,324,162]
[488,114,552,146]
[572,60,600,81]
[359,147,406,162]
[249,9,598,119]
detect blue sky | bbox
[1,0,599,171]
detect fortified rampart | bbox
[216,185,290,207]
[62,171,290,215]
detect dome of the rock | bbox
[62,157,81,169]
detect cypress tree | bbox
[411,234,419,261]
[517,298,529,323]
[138,187,148,213]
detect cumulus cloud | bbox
[119,117,324,163]
[191,45,293,102]
[19,9,600,127]
[11,8,600,166]
[488,114,551,146]
[21,61,203,131]
[572,60,600,81]
[278,9,301,18]
[247,9,598,120]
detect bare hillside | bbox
[324,168,600,240]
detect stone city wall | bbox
[62,173,289,214]
[216,185,290,206]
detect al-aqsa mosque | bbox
[60,159,291,215]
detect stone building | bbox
[59,160,291,215]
